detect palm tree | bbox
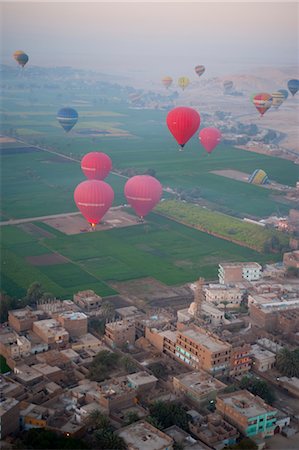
[100,301,115,320]
[85,409,110,430]
[276,348,299,377]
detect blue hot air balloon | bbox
[277,89,289,100]
[287,79,299,97]
[56,107,78,132]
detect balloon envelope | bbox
[81,152,112,180]
[277,89,289,100]
[162,76,173,89]
[248,169,269,185]
[166,107,201,148]
[57,107,78,132]
[199,127,222,154]
[252,93,272,116]
[287,79,299,96]
[178,76,190,90]
[124,175,162,218]
[271,91,285,109]
[74,180,114,226]
[13,50,29,67]
[195,65,205,78]
[223,80,233,91]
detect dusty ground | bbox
[42,208,140,235]
[0,136,17,143]
[265,433,299,450]
[26,253,69,266]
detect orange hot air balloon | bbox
[124,175,162,220]
[199,127,222,154]
[166,107,200,149]
[74,180,114,228]
[162,76,173,89]
[195,65,205,78]
[252,93,273,116]
[81,152,112,180]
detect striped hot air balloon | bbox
[194,65,205,78]
[248,169,269,185]
[271,91,285,109]
[252,93,272,116]
[162,76,173,89]
[56,107,78,132]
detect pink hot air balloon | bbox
[166,107,201,149]
[81,152,112,180]
[124,175,162,219]
[74,179,114,228]
[199,127,222,154]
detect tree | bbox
[25,282,44,304]
[121,355,138,373]
[239,376,276,404]
[94,429,127,450]
[85,409,110,430]
[88,350,120,381]
[149,401,190,431]
[276,348,299,377]
[124,411,139,425]
[148,362,169,379]
[100,301,116,320]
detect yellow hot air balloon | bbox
[13,50,29,68]
[162,76,173,89]
[178,76,190,91]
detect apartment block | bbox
[218,263,262,285]
[204,284,243,306]
[251,345,276,373]
[230,344,251,378]
[73,290,102,311]
[105,320,135,348]
[32,319,69,346]
[189,413,239,449]
[8,307,47,332]
[117,420,174,450]
[57,311,88,338]
[0,397,20,439]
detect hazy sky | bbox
[1,2,298,80]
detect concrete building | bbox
[0,331,31,361]
[216,390,277,438]
[177,303,224,326]
[0,376,24,399]
[173,370,226,406]
[8,307,47,333]
[31,363,63,383]
[218,262,262,285]
[251,345,276,373]
[283,250,299,269]
[256,338,283,354]
[97,377,137,413]
[71,333,105,353]
[117,420,174,450]
[204,284,243,306]
[230,344,251,378]
[164,425,211,450]
[105,320,135,348]
[127,371,158,393]
[249,300,299,332]
[32,319,69,347]
[13,364,43,386]
[135,310,176,339]
[57,311,88,338]
[115,306,141,320]
[176,326,231,376]
[0,397,20,439]
[20,402,51,430]
[189,413,239,450]
[73,290,102,311]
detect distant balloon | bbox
[57,107,78,132]
[13,50,29,68]
[81,152,112,180]
[166,107,201,149]
[194,65,205,78]
[287,79,299,96]
[248,169,269,185]
[277,89,289,100]
[271,91,285,109]
[74,180,114,228]
[124,175,162,219]
[178,76,190,90]
[252,93,272,116]
[199,127,222,154]
[223,80,234,93]
[162,76,173,89]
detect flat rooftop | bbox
[180,328,231,353]
[8,308,45,319]
[58,311,87,320]
[174,371,226,395]
[127,371,157,386]
[219,262,261,269]
[0,397,19,416]
[159,329,177,342]
[218,390,276,418]
[251,345,276,360]
[118,420,173,450]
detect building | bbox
[176,326,231,376]
[13,364,43,386]
[204,284,243,306]
[283,251,299,269]
[117,420,174,450]
[189,413,239,450]
[177,303,224,326]
[105,320,135,348]
[250,300,299,332]
[230,344,251,378]
[32,319,69,347]
[115,306,141,320]
[20,402,51,430]
[97,377,137,413]
[0,331,31,361]
[73,290,102,311]
[71,332,107,353]
[57,312,88,338]
[251,345,276,373]
[127,371,158,393]
[218,263,262,285]
[135,310,176,339]
[216,390,277,438]
[173,370,226,406]
[256,338,283,354]
[8,307,47,332]
[164,425,211,450]
[0,397,20,439]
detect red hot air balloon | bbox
[81,152,112,180]
[199,127,222,154]
[166,107,200,149]
[252,93,272,116]
[124,175,162,220]
[74,180,114,228]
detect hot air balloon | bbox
[194,65,205,78]
[13,50,29,68]
[166,107,201,149]
[278,89,289,100]
[248,169,269,185]
[74,179,114,228]
[162,76,173,89]
[124,175,162,220]
[199,127,221,154]
[287,79,299,96]
[57,107,78,132]
[178,76,190,90]
[223,80,233,93]
[81,152,112,180]
[252,93,272,116]
[271,91,285,109]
